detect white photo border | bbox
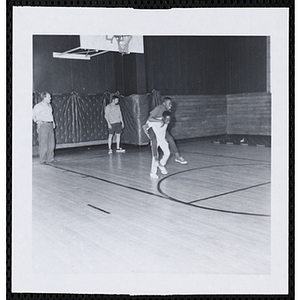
[11,6,289,295]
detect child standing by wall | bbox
[104,95,126,154]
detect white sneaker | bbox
[108,149,113,154]
[159,164,168,175]
[175,157,187,164]
[150,172,159,179]
[116,148,126,153]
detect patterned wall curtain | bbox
[53,91,109,144]
[120,92,154,146]
[32,91,111,146]
[32,90,157,147]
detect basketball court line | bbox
[182,150,271,163]
[45,163,270,217]
[157,164,271,217]
[188,181,270,204]
[87,204,111,214]
[179,203,270,217]
[47,164,167,199]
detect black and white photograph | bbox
[11,6,289,296]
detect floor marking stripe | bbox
[87,204,110,214]
[48,164,167,199]
[158,163,270,181]
[157,164,271,217]
[183,150,271,163]
[188,181,271,204]
[187,204,270,217]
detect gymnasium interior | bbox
[31,35,271,277]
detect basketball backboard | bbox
[53,35,144,60]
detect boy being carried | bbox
[147,110,172,178]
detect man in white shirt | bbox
[32,92,56,164]
[104,95,125,154]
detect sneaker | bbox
[108,149,113,154]
[116,148,126,153]
[150,172,159,179]
[48,159,58,164]
[159,164,168,175]
[175,157,187,165]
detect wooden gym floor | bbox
[32,139,271,274]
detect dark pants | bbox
[148,127,178,159]
[37,123,55,163]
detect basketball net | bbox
[115,35,132,56]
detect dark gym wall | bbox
[144,36,267,95]
[33,35,268,96]
[144,36,227,95]
[226,36,267,94]
[33,35,117,94]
